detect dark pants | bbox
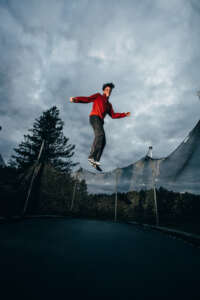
[88,115,106,162]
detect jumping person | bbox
[69,82,131,170]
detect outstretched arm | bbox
[108,103,131,119]
[70,92,99,103]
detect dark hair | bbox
[102,82,115,91]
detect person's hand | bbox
[70,97,76,103]
[126,112,131,117]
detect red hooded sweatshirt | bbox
[73,92,127,120]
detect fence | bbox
[69,156,200,235]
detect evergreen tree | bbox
[8,106,79,173]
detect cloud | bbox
[0,0,200,173]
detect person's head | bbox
[102,82,115,97]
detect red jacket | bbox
[73,92,127,120]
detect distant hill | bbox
[73,119,200,195]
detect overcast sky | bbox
[0,0,200,172]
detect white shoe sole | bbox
[88,158,101,166]
[88,158,95,163]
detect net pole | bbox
[71,171,79,211]
[114,169,119,222]
[23,140,45,215]
[152,162,159,226]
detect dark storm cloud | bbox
[0,0,200,172]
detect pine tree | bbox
[8,106,79,173]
